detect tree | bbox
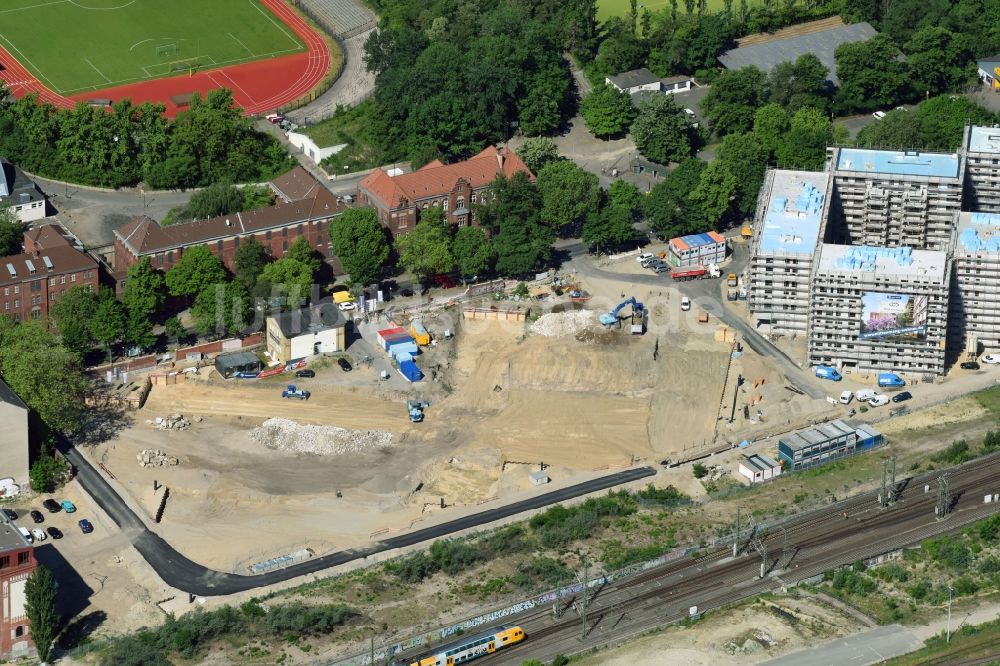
[582,205,635,251]
[234,236,268,289]
[0,206,22,256]
[0,320,88,434]
[49,286,97,358]
[166,245,227,297]
[284,236,322,276]
[396,210,455,278]
[687,160,737,229]
[125,308,157,351]
[90,291,127,361]
[24,566,58,663]
[29,454,67,494]
[643,158,705,238]
[716,132,769,216]
[164,315,186,345]
[596,18,646,75]
[630,93,697,165]
[579,84,637,139]
[536,160,601,234]
[329,208,389,287]
[701,66,767,136]
[607,180,642,215]
[123,257,165,322]
[776,107,835,170]
[752,104,790,158]
[516,137,560,173]
[452,226,495,279]
[834,35,912,113]
[475,172,542,234]
[767,53,831,113]
[260,258,315,306]
[191,282,251,337]
[493,215,554,276]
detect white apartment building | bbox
[951,212,1000,354]
[964,125,1000,214]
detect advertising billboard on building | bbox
[860,292,928,340]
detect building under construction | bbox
[777,419,884,471]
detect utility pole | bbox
[947,586,953,642]
[760,538,768,579]
[733,506,741,557]
[879,457,897,508]
[581,557,590,639]
[936,473,951,518]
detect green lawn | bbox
[597,0,749,22]
[0,0,304,94]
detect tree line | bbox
[0,87,294,189]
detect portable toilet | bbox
[409,320,430,346]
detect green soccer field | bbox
[0,0,305,94]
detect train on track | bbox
[400,625,525,665]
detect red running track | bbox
[0,0,330,117]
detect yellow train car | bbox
[405,625,525,666]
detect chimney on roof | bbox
[496,147,504,169]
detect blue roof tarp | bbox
[399,360,423,382]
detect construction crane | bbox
[599,297,644,327]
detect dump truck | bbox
[407,400,429,422]
[670,265,707,281]
[281,384,311,400]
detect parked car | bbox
[872,110,887,120]
[46,527,62,539]
[337,358,352,372]
[60,500,76,513]
[891,391,912,403]
[265,113,285,124]
[855,389,879,402]
[637,253,654,264]
[839,390,853,405]
[680,296,691,311]
[338,301,357,311]
[31,528,46,542]
[29,510,43,524]
[42,499,60,513]
[1,509,16,520]
[431,274,456,289]
[652,263,670,274]
[295,369,315,378]
[961,361,981,370]
[983,354,1000,364]
[78,519,94,534]
[868,394,891,407]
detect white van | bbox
[17,526,32,543]
[868,394,890,407]
[839,390,853,405]
[855,389,879,402]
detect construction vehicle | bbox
[407,399,429,423]
[741,225,753,239]
[727,288,738,301]
[727,273,738,287]
[600,297,644,327]
[708,264,721,278]
[281,384,311,400]
[670,265,707,281]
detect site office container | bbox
[409,320,430,346]
[376,326,405,348]
[399,360,423,382]
[389,340,420,357]
[382,332,413,351]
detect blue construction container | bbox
[399,360,423,382]
[388,339,419,356]
[394,351,414,364]
[383,332,412,351]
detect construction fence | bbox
[175,333,263,361]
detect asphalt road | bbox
[57,433,654,596]
[762,625,921,666]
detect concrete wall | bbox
[0,402,28,490]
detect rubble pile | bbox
[249,417,393,456]
[137,449,179,468]
[529,310,595,337]
[146,414,199,430]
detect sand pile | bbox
[249,418,393,455]
[530,310,595,337]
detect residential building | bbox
[950,212,1000,354]
[0,513,36,660]
[964,125,1000,213]
[827,145,964,251]
[0,224,98,322]
[666,231,726,267]
[266,303,347,364]
[737,453,782,483]
[807,244,951,376]
[718,19,877,86]
[605,67,662,95]
[0,159,45,224]
[777,420,883,471]
[0,378,28,493]
[356,146,534,237]
[748,170,833,333]
[113,169,344,281]
[977,54,1000,90]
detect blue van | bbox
[815,365,842,381]
[878,372,905,388]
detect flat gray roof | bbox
[758,170,830,257]
[968,126,1000,154]
[272,303,346,338]
[779,419,855,452]
[816,244,947,281]
[718,22,877,85]
[0,377,26,410]
[214,351,261,369]
[835,147,961,179]
[0,514,30,551]
[606,67,660,90]
[742,453,780,472]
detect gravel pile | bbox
[249,418,393,456]
[530,310,595,337]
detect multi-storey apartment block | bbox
[964,125,1000,213]
[950,212,1000,353]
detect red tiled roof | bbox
[0,230,96,288]
[270,166,325,202]
[115,188,344,256]
[358,146,534,210]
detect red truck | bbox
[670,265,707,281]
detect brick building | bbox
[112,168,345,282]
[0,514,36,660]
[356,146,534,237]
[0,224,98,322]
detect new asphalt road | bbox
[56,435,654,596]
